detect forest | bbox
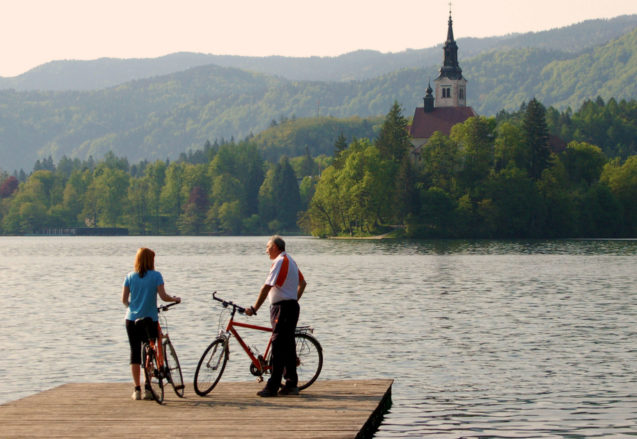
[0,97,635,238]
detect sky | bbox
[1,0,636,77]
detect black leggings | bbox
[126,318,158,365]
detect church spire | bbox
[438,9,463,80]
[433,5,467,108]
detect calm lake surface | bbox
[1,236,636,438]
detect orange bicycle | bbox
[139,302,184,404]
[193,292,323,396]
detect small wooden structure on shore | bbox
[32,227,129,236]
[0,379,392,438]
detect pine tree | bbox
[376,101,411,163]
[333,132,348,169]
[523,98,551,180]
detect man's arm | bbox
[297,278,307,300]
[246,284,271,316]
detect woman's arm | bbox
[157,284,181,303]
[122,285,130,307]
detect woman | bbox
[122,247,180,400]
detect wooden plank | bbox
[0,379,392,439]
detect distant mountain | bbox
[0,17,636,172]
[1,15,635,90]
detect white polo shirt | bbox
[265,251,304,304]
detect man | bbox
[245,235,307,397]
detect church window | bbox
[442,87,451,98]
[459,87,465,100]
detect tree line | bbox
[0,97,635,238]
[0,141,324,235]
[303,97,636,238]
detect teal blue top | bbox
[124,270,164,321]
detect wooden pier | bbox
[0,379,392,438]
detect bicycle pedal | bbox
[256,377,263,383]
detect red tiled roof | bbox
[409,106,477,139]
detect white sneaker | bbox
[143,388,154,400]
[131,389,141,400]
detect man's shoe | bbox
[278,386,299,396]
[257,387,278,397]
[143,388,154,400]
[131,389,141,400]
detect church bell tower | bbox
[433,10,467,108]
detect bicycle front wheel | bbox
[194,338,228,396]
[163,337,184,398]
[295,333,323,390]
[143,343,164,404]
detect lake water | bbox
[1,236,636,438]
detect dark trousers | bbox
[267,300,300,390]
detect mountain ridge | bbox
[1,15,635,90]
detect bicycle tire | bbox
[194,338,228,396]
[163,337,185,398]
[143,343,164,404]
[294,333,323,390]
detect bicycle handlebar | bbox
[158,302,179,312]
[212,291,245,314]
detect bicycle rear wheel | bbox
[163,337,185,397]
[294,333,323,390]
[143,343,164,404]
[194,338,228,396]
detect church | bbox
[409,11,477,161]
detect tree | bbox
[160,162,187,232]
[393,155,420,223]
[91,167,130,226]
[178,186,208,234]
[494,122,528,171]
[561,141,607,187]
[451,116,496,193]
[421,132,460,194]
[600,156,637,236]
[417,187,456,237]
[143,161,167,233]
[483,165,544,237]
[126,177,152,234]
[523,98,551,180]
[258,157,302,231]
[375,101,411,163]
[333,132,348,169]
[0,176,19,198]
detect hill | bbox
[0,15,635,90]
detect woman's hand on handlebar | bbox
[244,305,256,316]
[173,296,181,303]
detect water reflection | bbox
[0,236,635,438]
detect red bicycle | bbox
[140,302,185,404]
[193,292,323,396]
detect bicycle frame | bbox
[225,318,274,375]
[145,303,177,380]
[147,324,165,368]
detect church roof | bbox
[409,106,477,139]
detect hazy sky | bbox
[2,0,636,77]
